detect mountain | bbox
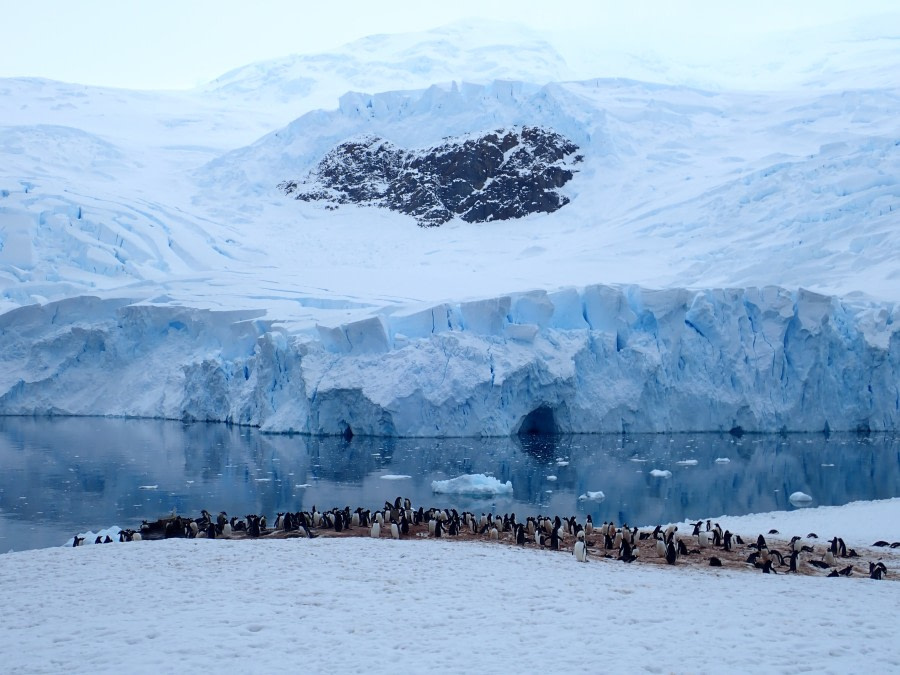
[1,21,899,435]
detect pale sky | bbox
[1,0,897,89]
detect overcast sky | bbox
[1,0,897,89]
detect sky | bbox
[1,0,898,90]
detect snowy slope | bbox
[1,21,899,435]
[2,500,900,674]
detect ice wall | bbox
[0,285,898,436]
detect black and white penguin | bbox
[870,562,887,580]
[433,519,443,539]
[723,530,733,552]
[691,521,702,537]
[390,522,400,540]
[665,540,677,565]
[515,524,526,546]
[370,521,381,538]
[655,533,667,558]
[574,531,588,562]
[788,550,799,572]
[709,556,722,567]
[206,522,216,539]
[94,536,103,544]
[585,515,594,536]
[550,527,561,551]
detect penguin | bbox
[118,531,128,543]
[869,562,887,580]
[573,531,588,562]
[761,559,777,574]
[698,530,710,549]
[535,530,545,548]
[489,527,499,541]
[585,516,594,536]
[222,522,232,539]
[94,536,103,545]
[390,522,400,540]
[619,539,636,563]
[712,524,723,547]
[334,512,344,533]
[433,519,443,538]
[550,527,561,551]
[691,521,702,537]
[788,550,799,572]
[838,565,854,576]
[756,534,767,551]
[370,521,381,539]
[735,535,745,545]
[206,522,216,539]
[709,557,722,567]
[515,524,526,546]
[723,530,733,552]
[824,549,836,567]
[73,535,85,547]
[400,515,410,536]
[655,534,667,558]
[665,540,677,565]
[131,531,142,542]
[677,539,689,556]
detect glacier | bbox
[0,284,896,436]
[2,22,900,437]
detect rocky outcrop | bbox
[278,126,581,226]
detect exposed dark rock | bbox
[277,126,580,226]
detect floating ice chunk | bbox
[650,469,672,478]
[381,474,411,480]
[138,485,158,490]
[789,491,813,505]
[578,490,605,501]
[629,458,647,463]
[821,463,835,467]
[431,474,513,496]
[675,459,698,466]
[547,475,557,481]
[714,458,731,464]
[556,460,569,466]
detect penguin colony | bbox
[78,501,899,581]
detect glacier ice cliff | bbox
[0,284,898,436]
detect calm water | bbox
[1,416,899,553]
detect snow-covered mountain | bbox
[1,21,899,435]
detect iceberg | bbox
[650,470,673,478]
[431,474,513,496]
[789,491,814,506]
[578,490,605,501]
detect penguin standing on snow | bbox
[723,530,733,552]
[665,539,677,565]
[573,531,588,562]
[515,524,526,546]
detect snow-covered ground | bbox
[2,499,899,674]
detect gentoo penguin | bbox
[574,531,588,562]
[515,524,526,546]
[664,524,678,543]
[870,562,887,580]
[73,535,85,547]
[788,550,799,572]
[691,521,702,537]
[665,539,677,565]
[712,524,723,546]
[585,516,594,536]
[550,527,561,551]
[390,522,400,540]
[370,521,381,538]
[433,519,443,538]
[655,534,667,558]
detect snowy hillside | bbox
[1,22,899,435]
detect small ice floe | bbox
[629,458,647,463]
[381,474,411,480]
[138,485,158,490]
[714,458,731,464]
[650,469,672,478]
[296,483,311,488]
[789,491,814,506]
[675,459,698,466]
[546,475,558,481]
[254,478,272,482]
[578,490,605,502]
[556,460,569,467]
[431,474,513,496]
[821,463,835,467]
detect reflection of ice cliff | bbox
[0,284,898,436]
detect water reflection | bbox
[1,417,898,552]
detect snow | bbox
[3,499,900,674]
[430,473,513,496]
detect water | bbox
[1,416,899,553]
